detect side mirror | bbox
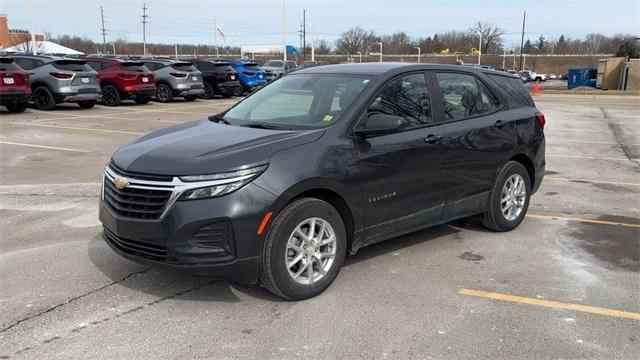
[355,113,405,137]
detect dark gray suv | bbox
[140,59,204,103]
[12,55,101,110]
[100,63,545,300]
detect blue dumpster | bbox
[567,68,597,89]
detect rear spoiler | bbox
[53,59,88,65]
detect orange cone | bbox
[532,81,540,96]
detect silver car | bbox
[12,55,101,110]
[260,60,298,81]
[140,59,204,103]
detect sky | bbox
[1,0,638,49]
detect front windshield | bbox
[263,60,284,67]
[223,74,371,129]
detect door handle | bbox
[493,120,505,128]
[425,134,441,144]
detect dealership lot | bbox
[0,96,638,359]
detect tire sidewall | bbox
[265,199,347,299]
[102,85,121,106]
[156,84,173,103]
[33,86,55,110]
[491,162,531,230]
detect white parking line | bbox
[0,141,90,153]
[547,154,636,161]
[554,140,639,146]
[9,122,144,135]
[26,111,183,124]
[545,176,640,187]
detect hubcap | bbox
[35,90,49,107]
[158,86,170,100]
[285,217,337,285]
[501,174,527,221]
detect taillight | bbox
[535,112,546,127]
[170,72,187,78]
[118,73,137,80]
[49,72,73,79]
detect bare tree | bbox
[469,22,505,54]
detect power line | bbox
[141,3,149,56]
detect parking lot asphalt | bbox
[1,96,639,359]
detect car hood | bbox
[111,119,324,176]
[260,66,284,71]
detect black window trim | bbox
[351,70,438,137]
[429,70,506,125]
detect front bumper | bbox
[99,181,276,284]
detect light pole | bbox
[414,46,421,63]
[357,51,362,63]
[27,0,37,55]
[282,0,287,61]
[475,30,483,65]
[375,42,383,62]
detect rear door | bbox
[356,72,446,244]
[431,71,516,218]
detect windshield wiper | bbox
[208,115,231,125]
[241,122,289,130]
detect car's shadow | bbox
[88,217,486,303]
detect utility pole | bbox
[414,46,421,63]
[376,42,383,62]
[27,0,37,55]
[141,3,149,56]
[519,10,526,71]
[282,0,287,61]
[214,20,218,58]
[502,48,506,69]
[302,9,306,61]
[100,6,107,54]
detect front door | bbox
[355,72,446,244]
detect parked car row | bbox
[1,55,283,112]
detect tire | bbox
[234,86,245,97]
[5,102,27,113]
[155,83,173,103]
[101,84,121,106]
[259,198,347,300]
[184,95,197,102]
[134,96,151,105]
[77,100,96,109]
[482,161,531,232]
[202,82,215,99]
[32,86,56,111]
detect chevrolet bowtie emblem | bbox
[113,177,129,190]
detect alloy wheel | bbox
[285,217,337,285]
[501,174,527,221]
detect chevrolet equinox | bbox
[100,63,545,300]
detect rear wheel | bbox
[77,100,96,109]
[32,86,56,111]
[5,103,28,113]
[234,86,245,97]
[202,82,215,99]
[184,95,198,102]
[482,161,531,232]
[155,84,173,103]
[101,85,121,106]
[259,198,346,300]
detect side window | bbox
[14,58,34,70]
[366,73,432,129]
[86,61,102,71]
[143,62,156,71]
[435,72,499,121]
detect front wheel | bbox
[155,84,173,103]
[482,161,531,232]
[259,198,347,300]
[234,86,245,97]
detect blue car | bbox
[228,60,267,95]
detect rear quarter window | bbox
[487,74,534,107]
[0,59,21,71]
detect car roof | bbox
[294,62,492,77]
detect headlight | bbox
[178,164,267,200]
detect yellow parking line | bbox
[11,122,144,135]
[555,140,639,146]
[0,141,90,153]
[550,128,613,133]
[545,176,640,187]
[459,289,640,321]
[526,214,640,228]
[547,154,635,161]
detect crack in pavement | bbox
[0,267,152,334]
[600,107,640,169]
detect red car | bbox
[85,57,156,106]
[0,57,31,113]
